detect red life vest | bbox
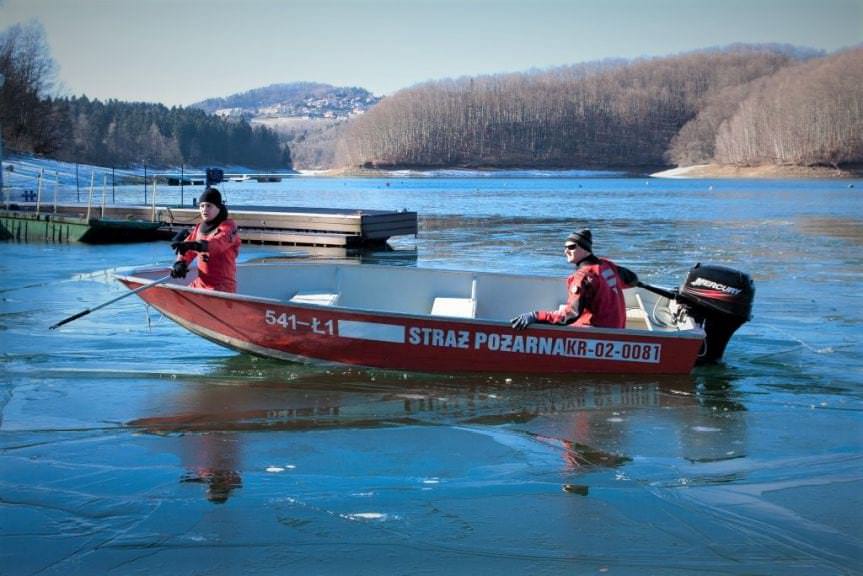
[181,218,240,292]
[570,258,627,328]
[535,257,627,329]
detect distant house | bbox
[214,107,244,118]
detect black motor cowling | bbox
[678,264,755,364]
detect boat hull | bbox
[119,275,704,375]
[0,209,163,244]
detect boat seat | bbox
[289,291,340,306]
[431,297,475,318]
[625,294,653,331]
[430,278,477,318]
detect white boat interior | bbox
[185,262,692,333]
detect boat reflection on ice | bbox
[127,365,748,502]
[178,433,242,504]
[128,370,695,433]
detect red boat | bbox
[116,261,754,375]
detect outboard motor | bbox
[678,264,755,364]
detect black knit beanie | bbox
[199,187,223,207]
[565,229,593,252]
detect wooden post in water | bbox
[53,170,59,213]
[101,173,107,218]
[151,178,157,222]
[35,168,44,216]
[86,171,95,221]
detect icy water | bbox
[2,176,862,575]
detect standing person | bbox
[511,229,638,330]
[170,187,240,292]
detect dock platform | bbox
[1,203,418,247]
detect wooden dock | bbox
[0,203,417,247]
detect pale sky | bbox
[1,0,861,107]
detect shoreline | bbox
[298,167,633,178]
[7,153,860,180]
[301,163,862,179]
[650,163,861,179]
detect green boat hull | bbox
[0,210,163,244]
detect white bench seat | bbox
[625,293,653,331]
[430,297,475,318]
[289,292,340,306]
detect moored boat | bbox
[0,209,164,243]
[116,262,754,375]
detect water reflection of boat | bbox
[127,356,697,429]
[117,262,753,375]
[128,377,692,433]
[127,362,748,502]
[178,433,242,504]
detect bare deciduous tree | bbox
[335,47,798,170]
[0,20,62,154]
[715,47,863,167]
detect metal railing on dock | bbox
[2,161,416,246]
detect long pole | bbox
[86,171,95,221]
[76,163,80,202]
[151,178,157,222]
[101,173,107,218]
[180,164,184,206]
[53,170,59,213]
[143,164,148,204]
[49,274,173,330]
[35,168,44,216]
[0,80,4,198]
[112,166,115,203]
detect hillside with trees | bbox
[190,82,380,120]
[189,82,381,170]
[336,45,862,171]
[1,22,291,170]
[712,48,863,167]
[275,118,348,170]
[3,18,860,173]
[50,97,290,169]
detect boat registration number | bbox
[568,338,662,363]
[472,332,662,363]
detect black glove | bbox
[171,240,206,255]
[171,260,189,279]
[511,311,538,330]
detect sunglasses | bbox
[564,244,579,251]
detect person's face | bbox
[564,243,586,264]
[199,201,219,222]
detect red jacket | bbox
[535,257,630,329]
[179,219,240,292]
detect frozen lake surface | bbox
[2,175,862,574]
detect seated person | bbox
[512,228,637,330]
